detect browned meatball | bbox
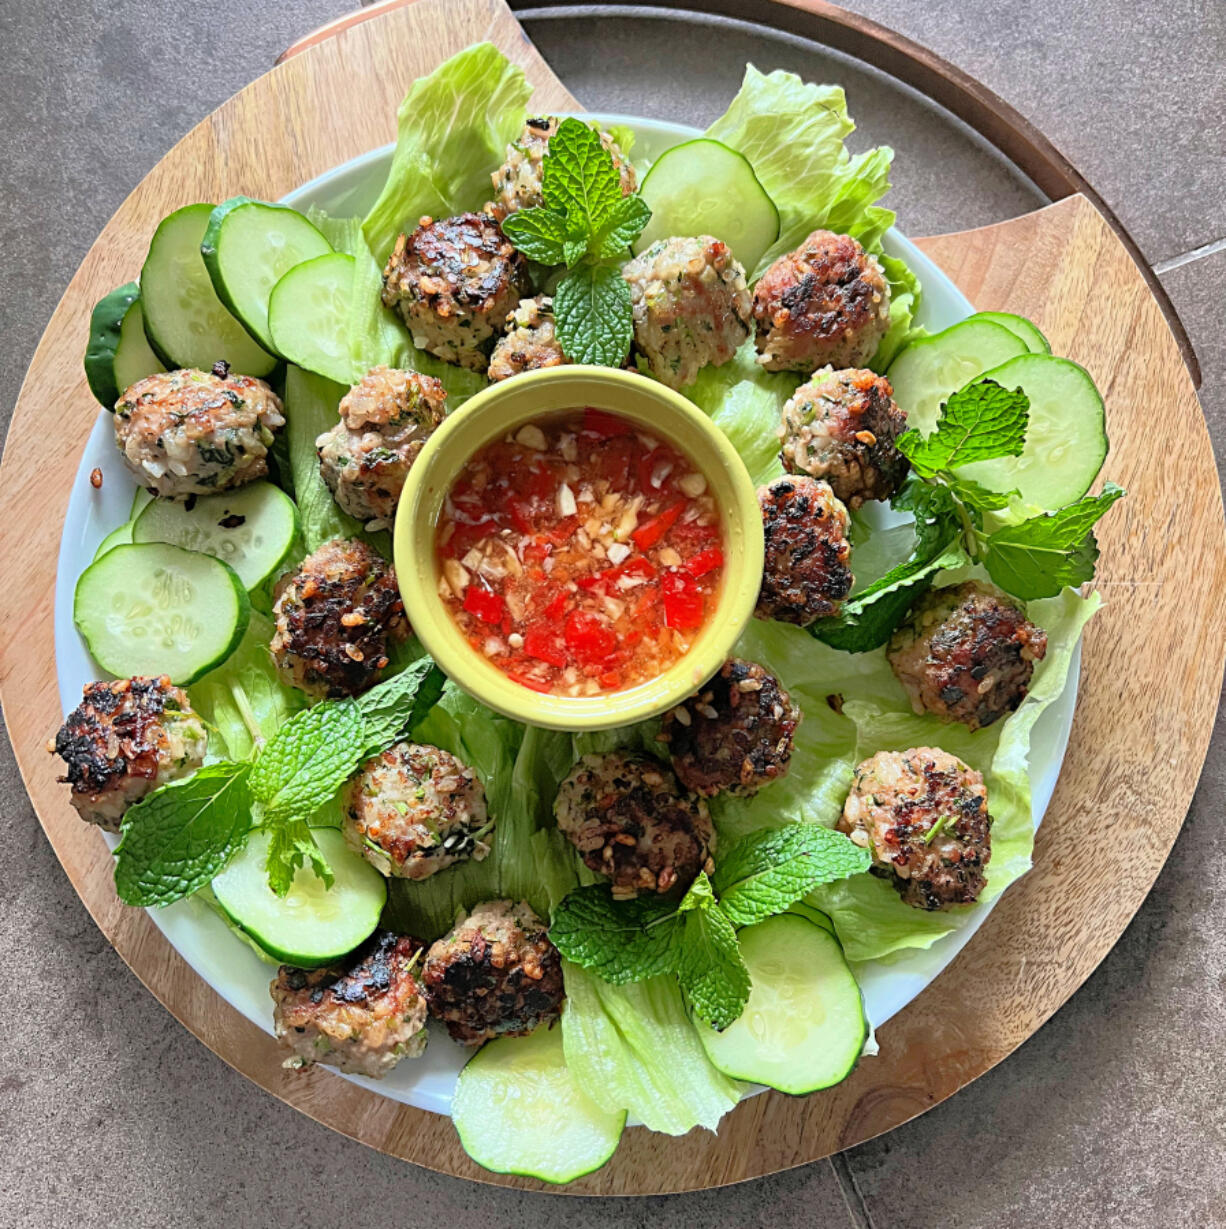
[423,900,564,1046]
[755,476,853,625]
[487,296,567,382]
[838,748,992,910]
[661,659,802,798]
[270,538,409,699]
[887,582,1049,731]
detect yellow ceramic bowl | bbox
[395,365,764,731]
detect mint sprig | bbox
[897,380,1029,476]
[675,874,751,1031]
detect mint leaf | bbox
[541,116,623,236]
[674,874,751,1030]
[499,206,569,265]
[892,475,962,555]
[554,264,634,366]
[264,816,334,898]
[114,763,252,907]
[593,194,652,259]
[549,884,681,983]
[949,475,1016,526]
[898,380,1029,476]
[357,659,447,756]
[983,482,1125,599]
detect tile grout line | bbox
[830,1152,876,1229]
[1153,235,1226,275]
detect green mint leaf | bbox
[114,763,252,907]
[554,263,633,366]
[500,206,570,265]
[898,380,1029,476]
[548,883,681,983]
[264,817,334,898]
[949,475,1016,527]
[713,823,872,927]
[983,482,1125,599]
[593,194,652,259]
[357,659,448,757]
[541,116,623,236]
[892,475,963,555]
[674,874,751,1031]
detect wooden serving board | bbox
[1,0,1221,1195]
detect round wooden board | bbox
[2,0,1222,1196]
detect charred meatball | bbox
[423,900,564,1046]
[487,296,568,382]
[316,366,447,526]
[52,676,206,831]
[270,538,409,699]
[661,660,802,798]
[888,582,1048,731]
[113,364,284,500]
[381,212,530,371]
[756,476,853,625]
[553,752,715,898]
[271,932,428,1077]
[839,748,992,910]
[753,229,891,373]
[343,741,491,880]
[623,236,752,389]
[779,367,908,508]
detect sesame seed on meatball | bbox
[270,538,409,699]
[756,476,853,625]
[887,582,1049,731]
[52,676,207,831]
[271,932,428,1077]
[487,296,568,383]
[553,752,715,898]
[838,747,992,910]
[381,212,530,372]
[423,900,564,1046]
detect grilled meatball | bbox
[52,676,206,831]
[113,364,284,500]
[381,212,530,372]
[488,115,636,219]
[839,747,992,910]
[756,476,853,625]
[342,742,491,880]
[661,659,802,798]
[423,900,563,1046]
[487,296,567,382]
[623,236,752,389]
[779,367,908,508]
[271,932,428,1077]
[887,582,1049,731]
[316,366,447,526]
[553,752,715,898]
[270,538,409,699]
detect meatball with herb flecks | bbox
[487,296,568,382]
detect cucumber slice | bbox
[268,252,356,385]
[786,901,836,935]
[73,542,250,685]
[633,138,780,274]
[886,318,1027,436]
[130,487,154,519]
[93,521,135,561]
[140,203,278,377]
[452,1024,626,1184]
[697,914,866,1095]
[972,311,1051,355]
[84,283,166,407]
[133,480,299,590]
[957,353,1108,509]
[201,198,333,355]
[211,828,386,968]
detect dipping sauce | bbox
[436,408,725,695]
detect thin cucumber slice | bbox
[211,828,386,968]
[697,914,866,1095]
[84,282,166,407]
[267,252,356,385]
[93,521,135,561]
[957,353,1108,509]
[73,542,250,685]
[133,480,299,590]
[886,318,1027,436]
[972,311,1051,355]
[452,1024,626,1184]
[786,901,836,935]
[140,203,278,377]
[633,138,780,273]
[201,197,333,354]
[130,487,154,519]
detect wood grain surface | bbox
[1,0,1222,1196]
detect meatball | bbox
[661,659,802,798]
[342,741,491,880]
[779,367,908,508]
[487,296,567,382]
[270,538,409,699]
[113,364,284,500]
[381,212,530,371]
[553,752,715,898]
[316,366,447,526]
[887,582,1049,731]
[753,229,891,373]
[52,676,206,831]
[623,236,752,389]
[423,900,564,1046]
[838,748,992,910]
[488,116,637,219]
[271,932,428,1077]
[756,476,853,625]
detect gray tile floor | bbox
[1,2,1222,1225]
